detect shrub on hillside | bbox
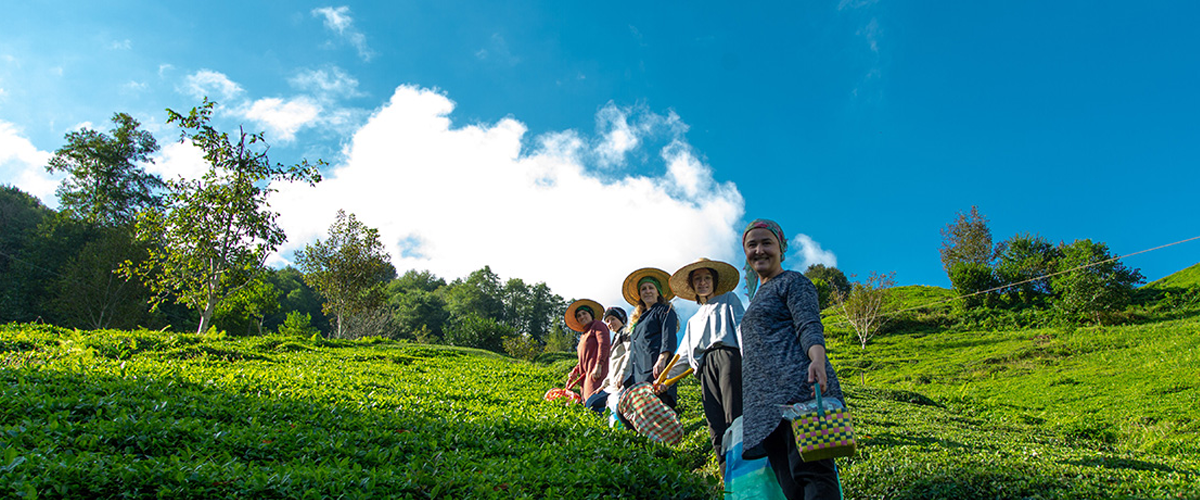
[950,261,999,309]
[503,334,543,361]
[442,313,515,353]
[1050,239,1144,324]
[811,277,833,310]
[542,323,577,353]
[995,233,1059,305]
[278,311,319,337]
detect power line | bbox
[829,234,1200,326]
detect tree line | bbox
[0,103,572,357]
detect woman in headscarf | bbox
[669,258,745,480]
[621,267,680,410]
[583,306,634,419]
[739,219,845,499]
[564,299,611,402]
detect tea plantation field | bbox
[3,315,1199,499]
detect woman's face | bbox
[604,315,624,332]
[639,281,660,305]
[575,309,593,325]
[691,268,715,299]
[744,227,784,278]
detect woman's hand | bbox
[590,369,603,382]
[652,353,671,379]
[807,345,828,395]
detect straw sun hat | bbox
[621,267,674,306]
[669,258,740,302]
[565,299,604,333]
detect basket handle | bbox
[813,378,825,418]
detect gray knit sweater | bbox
[739,270,843,455]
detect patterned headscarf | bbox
[742,219,787,298]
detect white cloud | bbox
[181,69,243,101]
[238,97,322,143]
[270,85,745,309]
[158,64,174,77]
[858,18,880,53]
[148,140,210,182]
[108,39,132,50]
[312,6,374,62]
[789,233,837,271]
[838,0,878,10]
[289,67,361,98]
[124,80,148,92]
[0,121,59,207]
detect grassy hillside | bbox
[1144,262,1200,290]
[3,316,1198,499]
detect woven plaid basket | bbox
[618,381,683,445]
[788,383,857,462]
[616,354,693,445]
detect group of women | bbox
[561,219,846,500]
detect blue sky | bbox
[2,1,1197,310]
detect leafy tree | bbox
[940,206,994,278]
[503,334,544,361]
[994,233,1059,305]
[215,278,281,335]
[45,113,164,226]
[810,277,833,310]
[121,99,323,333]
[804,264,851,298]
[1050,239,1145,323]
[0,186,54,322]
[542,322,576,353]
[265,266,329,335]
[296,209,395,338]
[47,224,155,329]
[390,289,450,339]
[949,262,999,309]
[499,278,565,343]
[441,266,504,321]
[390,269,446,294]
[832,271,896,350]
[443,313,516,353]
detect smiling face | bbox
[603,315,624,332]
[639,281,660,305]
[575,309,593,325]
[744,227,784,279]
[690,268,715,300]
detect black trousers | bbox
[700,346,742,465]
[761,420,842,500]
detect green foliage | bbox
[948,261,999,309]
[442,313,516,353]
[44,112,164,227]
[1143,262,1200,290]
[120,99,323,333]
[440,266,504,322]
[278,311,319,337]
[47,223,155,330]
[215,278,281,335]
[1050,239,1145,324]
[994,233,1059,305]
[0,324,719,498]
[502,334,544,361]
[0,189,57,322]
[264,266,329,335]
[939,206,994,278]
[804,263,851,297]
[390,289,449,339]
[541,323,576,353]
[296,209,394,338]
[810,277,833,310]
[831,271,896,350]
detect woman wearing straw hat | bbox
[740,219,845,500]
[622,267,680,410]
[669,258,745,480]
[563,299,611,402]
